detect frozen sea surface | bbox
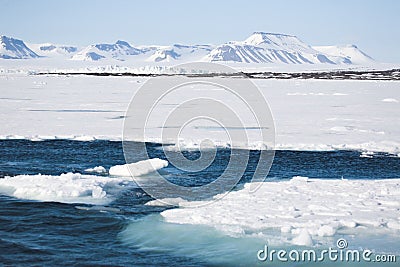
[0,72,399,265]
[0,75,399,153]
[0,140,399,266]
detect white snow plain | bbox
[0,74,399,154]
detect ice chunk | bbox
[91,186,106,198]
[387,220,400,230]
[317,225,336,237]
[382,98,399,103]
[73,135,96,141]
[290,176,309,182]
[292,229,313,246]
[145,197,187,207]
[109,158,168,177]
[339,220,357,228]
[360,151,374,158]
[85,166,106,173]
[280,226,292,233]
[75,205,121,213]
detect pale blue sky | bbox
[1,0,399,62]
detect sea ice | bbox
[292,229,313,246]
[84,166,107,174]
[0,75,399,153]
[0,173,133,204]
[108,158,168,177]
[160,177,400,246]
[382,98,399,103]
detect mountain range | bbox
[0,32,374,65]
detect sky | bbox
[1,0,399,62]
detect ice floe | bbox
[0,173,132,204]
[108,158,168,177]
[0,159,168,204]
[382,98,399,103]
[84,166,107,174]
[160,177,400,246]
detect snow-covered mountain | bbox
[72,40,143,61]
[204,32,352,64]
[29,43,78,58]
[146,44,213,62]
[313,44,374,65]
[0,35,39,59]
[0,33,374,65]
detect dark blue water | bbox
[0,140,399,266]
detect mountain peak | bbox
[244,32,300,46]
[0,35,39,59]
[313,44,374,64]
[1,35,18,44]
[115,40,131,47]
[94,40,135,51]
[344,44,357,49]
[72,39,143,61]
[0,35,11,40]
[251,32,296,37]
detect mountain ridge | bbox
[0,33,373,65]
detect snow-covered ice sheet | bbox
[160,177,400,246]
[0,74,399,153]
[0,159,168,204]
[0,74,137,140]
